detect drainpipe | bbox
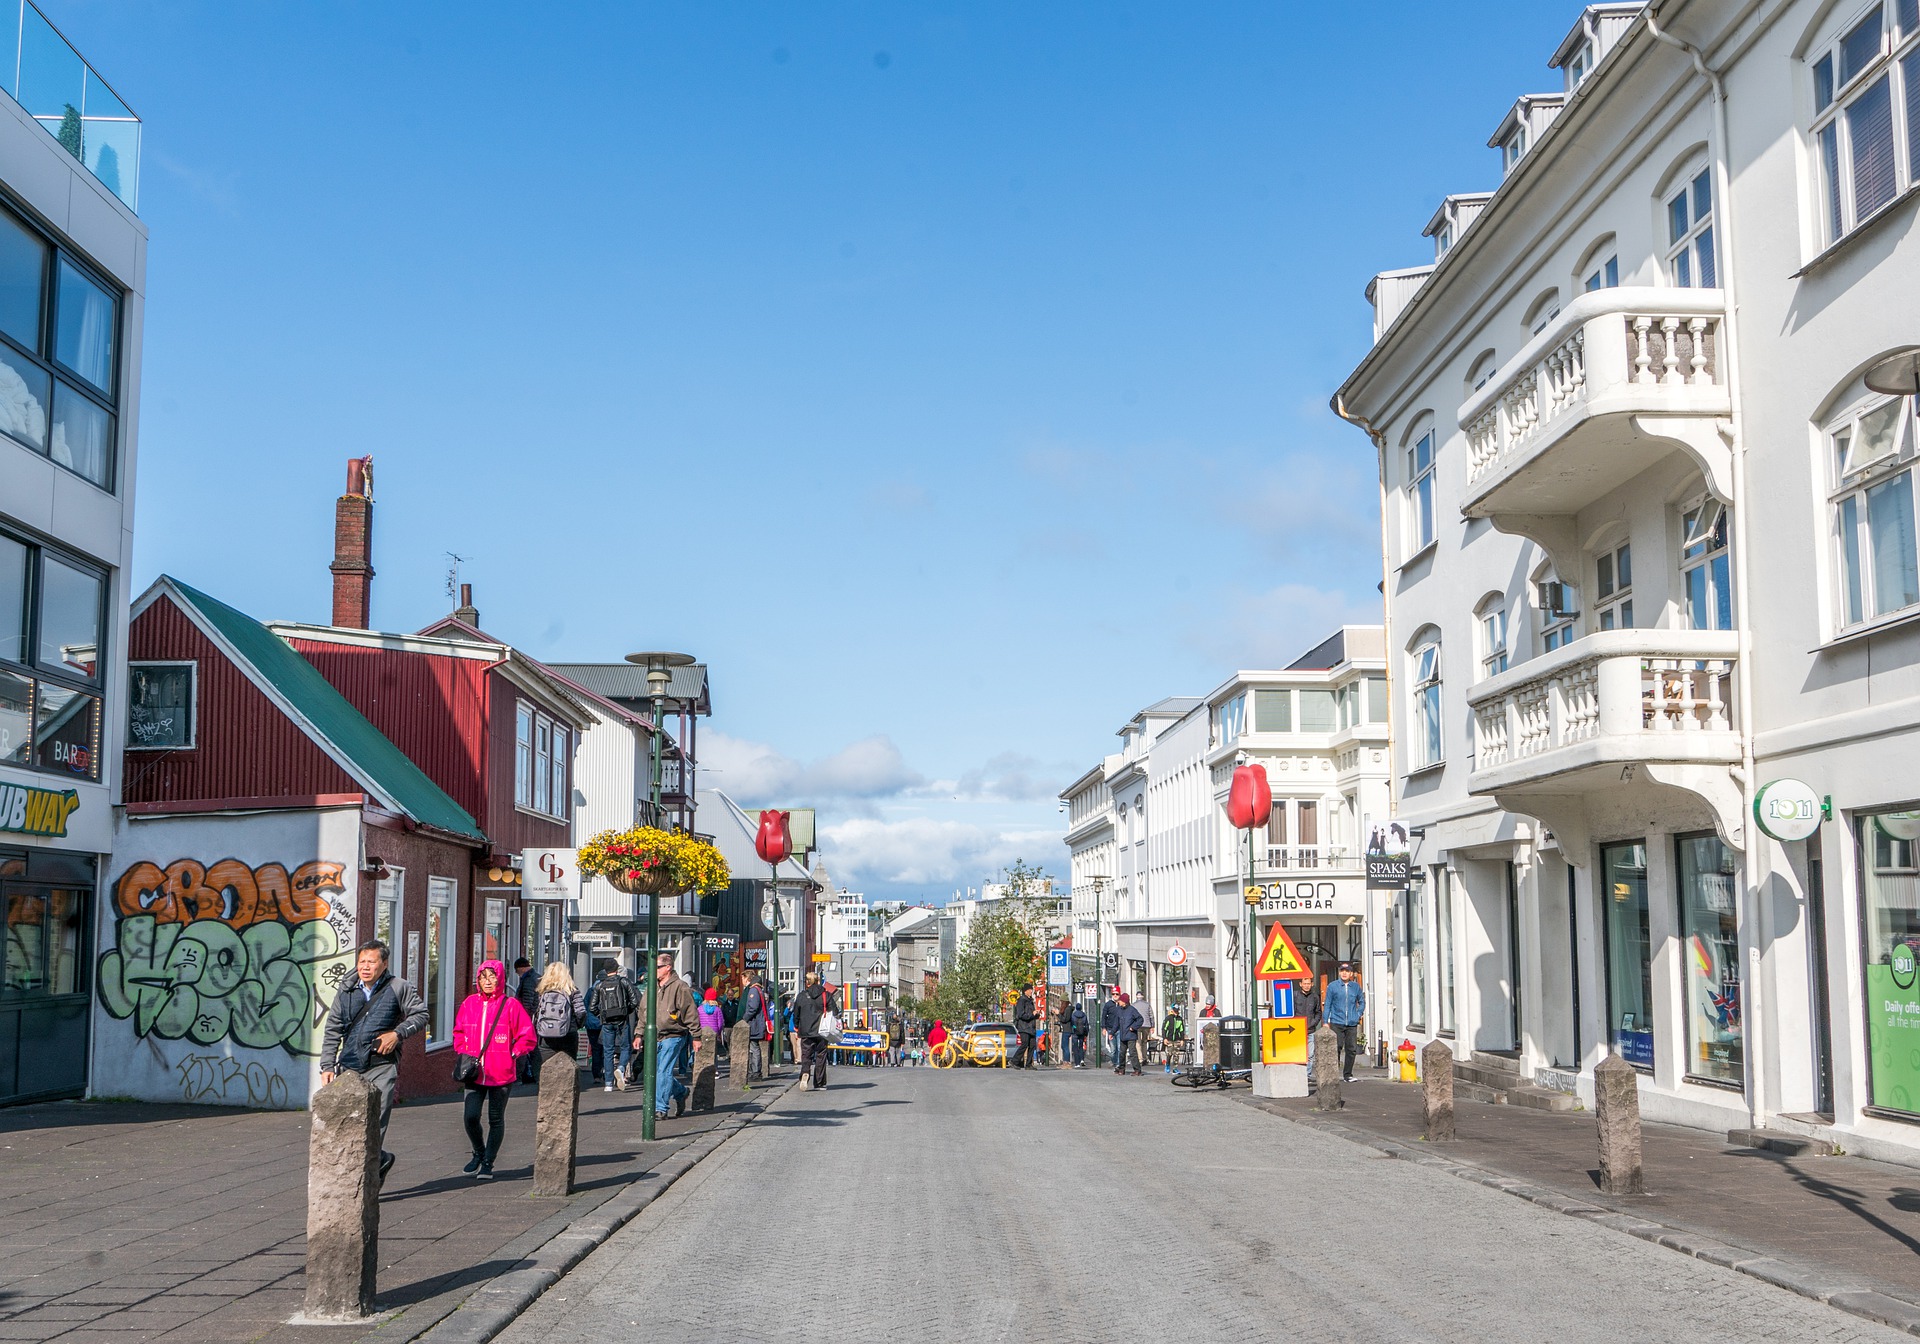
[1333,391,1397,1057]
[1647,4,1766,1129]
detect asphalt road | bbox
[500,1063,1909,1344]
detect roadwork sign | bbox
[1261,1015,1308,1063]
[1253,921,1310,980]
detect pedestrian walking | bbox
[793,971,840,1090]
[698,987,726,1037]
[782,993,801,1069]
[635,951,697,1122]
[926,1019,949,1061]
[319,940,428,1188]
[1012,986,1038,1069]
[738,972,770,1082]
[1324,961,1367,1082]
[533,963,587,1071]
[1113,993,1145,1075]
[1161,1005,1187,1073]
[588,963,638,1093]
[1069,1002,1089,1067]
[452,959,536,1180]
[1297,970,1322,1078]
[512,958,540,1085]
[1099,993,1119,1066]
[1052,998,1072,1065]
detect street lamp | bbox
[755,809,794,1069]
[1087,874,1109,1067]
[626,649,695,1143]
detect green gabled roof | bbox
[160,577,486,844]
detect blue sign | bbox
[1616,1029,1654,1069]
[1272,982,1295,1018]
[836,1030,886,1052]
[1048,949,1070,970]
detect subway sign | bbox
[0,782,81,838]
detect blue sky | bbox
[80,1,1578,902]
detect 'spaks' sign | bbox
[0,781,79,838]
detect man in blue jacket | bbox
[1323,961,1367,1082]
[1112,993,1145,1076]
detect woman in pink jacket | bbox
[452,960,537,1180]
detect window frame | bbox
[126,660,196,751]
[0,525,105,782]
[1405,429,1437,556]
[1584,254,1620,291]
[1411,638,1443,769]
[1665,166,1718,288]
[1828,393,1920,630]
[513,698,572,821]
[1479,602,1509,680]
[1681,498,1735,631]
[1810,0,1920,247]
[424,876,456,1050]
[1595,542,1634,631]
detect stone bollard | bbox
[533,1051,579,1197]
[1201,1022,1221,1069]
[1421,1038,1455,1141]
[728,1020,753,1093]
[1311,1024,1343,1110]
[690,1026,718,1111]
[304,1073,380,1320]
[1594,1054,1645,1195]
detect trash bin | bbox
[1218,1015,1253,1073]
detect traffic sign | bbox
[1271,981,1294,1018]
[1261,1015,1308,1063]
[1047,948,1070,986]
[1102,952,1119,968]
[1254,922,1310,980]
[1167,944,1187,966]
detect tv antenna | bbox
[444,552,469,602]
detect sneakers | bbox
[612,1066,626,1091]
[378,1151,395,1185]
[476,1164,494,1181]
[604,1082,614,1093]
[463,1152,484,1174]
[674,1096,686,1118]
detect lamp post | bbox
[1088,874,1109,1067]
[755,809,794,1069]
[626,650,694,1143]
[1227,761,1273,1055]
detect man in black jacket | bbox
[793,972,839,1091]
[319,941,428,1187]
[1012,988,1038,1069]
[1112,993,1145,1076]
[1070,1002,1090,1067]
[589,965,638,1093]
[1099,993,1119,1068]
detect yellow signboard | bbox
[0,782,79,839]
[1253,921,1310,980]
[1261,1015,1308,1064]
[810,953,833,963]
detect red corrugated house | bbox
[111,573,487,1107]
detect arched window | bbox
[1409,632,1443,768]
[1577,234,1620,291]
[1466,349,1500,391]
[1533,560,1579,651]
[1809,0,1920,246]
[1826,380,1920,628]
[1524,289,1562,336]
[1665,162,1717,287]
[1402,418,1437,556]
[1475,593,1509,679]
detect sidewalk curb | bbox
[1240,1094,1920,1338]
[401,1076,794,1344]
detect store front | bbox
[1,843,92,1105]
[1860,807,1920,1116]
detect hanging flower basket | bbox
[579,825,731,900]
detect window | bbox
[1404,887,1428,1031]
[425,877,456,1047]
[373,866,405,952]
[1811,0,1920,246]
[1479,603,1509,678]
[0,529,102,781]
[1584,254,1620,291]
[1411,639,1442,768]
[1298,688,1337,733]
[1526,290,1562,336]
[484,897,507,964]
[1502,126,1527,173]
[1406,430,1436,554]
[1860,808,1920,1114]
[1596,543,1633,630]
[1677,833,1742,1086]
[1682,500,1734,630]
[1567,40,1594,88]
[1602,841,1654,1069]
[128,662,194,750]
[1337,682,1361,730]
[0,206,120,489]
[1539,574,1579,651]
[1436,223,1453,255]
[1666,168,1718,287]
[514,700,571,819]
[1253,688,1291,732]
[1829,395,1920,628]
[1435,868,1456,1034]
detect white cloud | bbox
[702,731,924,804]
[944,751,1065,802]
[821,816,1060,887]
[1192,582,1382,669]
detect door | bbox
[1504,863,1524,1051]
[1,880,90,1104]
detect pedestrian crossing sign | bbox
[1253,921,1310,981]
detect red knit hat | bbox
[704,988,718,1001]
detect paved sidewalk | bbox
[0,1058,789,1343]
[1246,1078,1920,1311]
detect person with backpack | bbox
[533,964,587,1070]
[589,964,638,1094]
[1069,1001,1090,1067]
[1161,1005,1187,1074]
[738,973,770,1082]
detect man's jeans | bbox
[1071,1032,1087,1065]
[357,1061,397,1157]
[1115,1039,1141,1072]
[746,1036,764,1080]
[655,1034,691,1114]
[1331,1023,1359,1079]
[600,1023,634,1083]
[1014,1032,1035,1068]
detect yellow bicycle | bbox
[931,1029,1009,1069]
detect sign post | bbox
[1047,947,1069,987]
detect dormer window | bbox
[1567,40,1594,87]
[1436,224,1453,256]
[1502,126,1528,172]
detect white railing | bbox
[1461,288,1726,487]
[1469,630,1738,773]
[1262,846,1357,871]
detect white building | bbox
[0,6,146,1107]
[1336,0,1920,1160]
[822,891,871,953]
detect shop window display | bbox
[1677,834,1742,1086]
[1863,809,1920,1114]
[1602,842,1654,1069]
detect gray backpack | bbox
[536,990,576,1038]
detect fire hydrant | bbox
[1397,1039,1418,1082]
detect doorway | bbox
[1,875,91,1105]
[1503,862,1524,1052]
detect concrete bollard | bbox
[1201,1022,1221,1069]
[1311,1024,1343,1110]
[533,1051,579,1197]
[1421,1038,1455,1141]
[304,1073,380,1320]
[728,1020,753,1093]
[690,1026,718,1112]
[1594,1054,1645,1195]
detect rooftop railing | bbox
[4,1,139,212]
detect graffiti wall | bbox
[96,808,359,1109]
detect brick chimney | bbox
[453,582,480,628]
[330,456,374,629]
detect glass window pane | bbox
[1908,51,1920,179]
[1842,494,1867,624]
[53,259,114,395]
[0,212,46,352]
[47,889,80,994]
[1692,169,1713,222]
[1617,544,1633,589]
[128,663,192,748]
[1820,122,1845,239]
[1862,811,1920,1113]
[1602,842,1654,1067]
[1605,256,1618,287]
[1597,553,1614,598]
[1676,250,1692,288]
[1711,553,1732,629]
[0,341,49,452]
[1366,675,1388,723]
[33,682,99,779]
[1816,53,1835,111]
[38,555,100,678]
[1842,12,1884,85]
[50,383,109,487]
[1678,834,1742,1085]
[1849,77,1899,219]
[1414,475,1434,548]
[4,890,46,992]
[1298,689,1337,733]
[1668,191,1689,244]
[1867,470,1920,615]
[1405,888,1427,1030]
[1435,868,1455,1033]
[1686,561,1711,630]
[1901,0,1919,37]
[1855,399,1905,471]
[0,535,25,663]
[1413,432,1433,474]
[0,669,29,765]
[1253,688,1291,732]
[1696,226,1717,288]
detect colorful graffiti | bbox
[98,859,354,1055]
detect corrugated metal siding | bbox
[126,599,359,803]
[289,639,490,822]
[487,676,571,852]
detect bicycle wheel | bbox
[978,1036,1006,1068]
[932,1041,957,1069]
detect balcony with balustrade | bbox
[1459,288,1731,531]
[1466,630,1742,840]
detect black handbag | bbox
[453,999,496,1084]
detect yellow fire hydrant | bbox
[1397,1038,1418,1082]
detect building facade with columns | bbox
[1336,0,1920,1161]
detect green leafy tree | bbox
[915,859,1057,1024]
